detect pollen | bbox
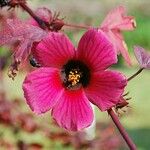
[68,69,82,86]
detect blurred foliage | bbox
[0,91,124,150]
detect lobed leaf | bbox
[0,18,48,79]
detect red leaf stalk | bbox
[64,22,91,30]
[18,2,91,30]
[127,68,144,81]
[108,108,137,150]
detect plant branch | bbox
[127,68,144,82]
[108,108,137,150]
[17,2,91,31]
[64,23,91,29]
[19,3,48,29]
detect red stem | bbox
[64,23,91,29]
[19,3,48,29]
[108,108,137,150]
[18,3,91,30]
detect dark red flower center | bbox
[62,60,91,89]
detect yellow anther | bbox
[68,69,82,86]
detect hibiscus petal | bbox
[101,6,136,31]
[52,89,94,131]
[134,46,150,69]
[77,29,117,72]
[85,70,127,111]
[33,32,75,68]
[23,67,64,114]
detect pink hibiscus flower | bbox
[23,29,127,131]
[100,6,136,65]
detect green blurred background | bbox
[0,0,150,149]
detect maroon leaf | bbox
[0,19,47,58]
[17,140,28,150]
[134,46,150,69]
[0,92,13,124]
[0,18,48,79]
[0,8,16,27]
[28,143,43,150]
[16,113,38,133]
